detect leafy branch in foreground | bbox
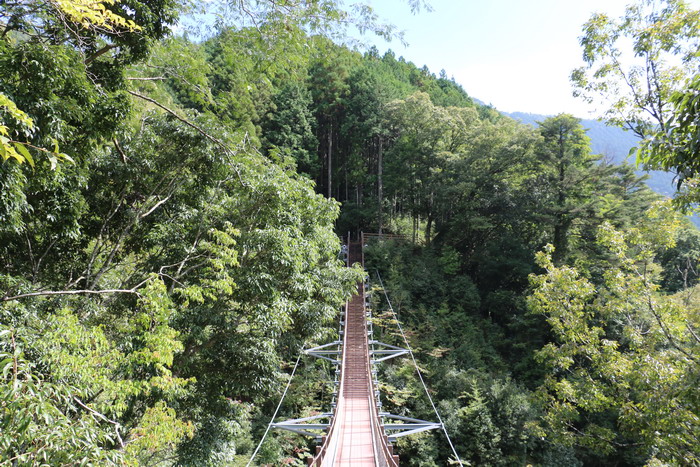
[0,93,75,168]
[51,0,142,32]
[571,0,700,139]
[528,201,699,464]
[640,73,700,206]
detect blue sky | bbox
[362,0,697,117]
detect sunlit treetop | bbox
[51,0,142,32]
[1,0,180,64]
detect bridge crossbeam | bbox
[271,413,332,439]
[380,413,441,442]
[369,340,409,363]
[305,341,343,363]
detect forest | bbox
[1,0,699,465]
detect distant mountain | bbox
[505,111,678,197]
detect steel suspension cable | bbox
[246,349,305,467]
[375,270,465,466]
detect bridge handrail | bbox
[363,239,399,467]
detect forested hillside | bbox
[1,0,699,465]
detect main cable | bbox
[246,349,304,467]
[375,270,465,466]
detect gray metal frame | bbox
[380,413,442,442]
[271,413,332,440]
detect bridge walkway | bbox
[310,242,397,466]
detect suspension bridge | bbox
[248,235,462,466]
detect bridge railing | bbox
[363,242,399,467]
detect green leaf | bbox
[14,142,34,168]
[59,152,75,164]
[1,358,13,379]
[17,416,31,434]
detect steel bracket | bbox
[305,341,342,364]
[379,413,441,441]
[369,341,409,363]
[271,413,332,439]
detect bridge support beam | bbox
[271,413,331,440]
[380,413,442,442]
[305,341,342,364]
[369,340,409,363]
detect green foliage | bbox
[0,9,366,462]
[0,288,192,465]
[54,0,142,31]
[1,0,180,67]
[534,114,603,263]
[361,87,688,464]
[0,40,121,168]
[202,24,314,137]
[1,328,119,465]
[0,93,36,166]
[2,1,699,464]
[641,73,700,205]
[572,0,700,208]
[658,219,700,291]
[262,82,319,176]
[528,203,699,463]
[571,0,700,138]
[216,0,431,46]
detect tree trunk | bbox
[378,137,383,234]
[425,190,434,245]
[344,159,348,202]
[412,214,417,244]
[425,215,433,245]
[553,219,570,265]
[327,121,333,199]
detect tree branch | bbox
[139,194,172,219]
[125,76,167,81]
[73,397,124,448]
[126,90,229,151]
[2,288,142,302]
[113,137,128,164]
[85,44,117,65]
[126,90,247,187]
[644,291,696,362]
[685,320,700,345]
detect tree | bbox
[0,0,166,166]
[641,73,700,201]
[262,82,319,177]
[528,202,700,464]
[1,0,179,75]
[534,115,602,264]
[215,0,431,44]
[1,7,370,462]
[658,219,700,291]
[384,92,477,243]
[571,0,700,139]
[308,40,356,198]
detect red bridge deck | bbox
[332,286,375,465]
[309,242,398,466]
